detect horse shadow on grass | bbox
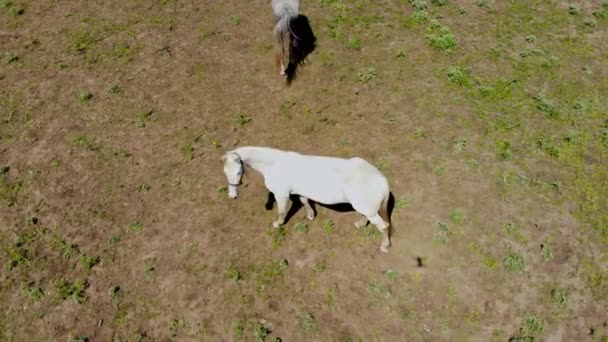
[264,191,396,235]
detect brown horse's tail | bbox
[379,189,391,225]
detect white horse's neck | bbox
[233,146,285,174]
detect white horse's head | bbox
[222,151,244,199]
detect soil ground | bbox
[1,0,607,341]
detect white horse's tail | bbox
[379,188,391,225]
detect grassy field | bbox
[1,0,607,340]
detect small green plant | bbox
[503,250,525,273]
[256,259,288,293]
[253,322,270,341]
[396,197,410,209]
[550,288,567,307]
[467,158,479,169]
[568,4,582,15]
[357,67,377,83]
[476,0,490,10]
[525,35,537,43]
[4,52,18,64]
[230,15,240,25]
[434,221,451,245]
[127,222,143,233]
[181,143,195,160]
[413,127,426,138]
[314,259,326,273]
[447,66,470,86]
[327,285,338,308]
[225,266,242,281]
[533,95,559,119]
[384,270,399,280]
[22,283,45,301]
[431,0,447,6]
[396,49,407,59]
[452,137,468,152]
[346,37,361,50]
[108,286,121,299]
[450,210,467,225]
[235,113,252,126]
[217,186,228,194]
[81,255,100,272]
[540,242,554,260]
[426,19,457,52]
[495,139,513,160]
[271,226,287,249]
[323,220,335,234]
[433,165,445,176]
[411,10,428,23]
[56,279,87,304]
[107,84,122,94]
[300,312,317,334]
[294,222,309,233]
[504,222,526,242]
[78,90,93,103]
[514,312,544,340]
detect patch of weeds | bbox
[450,209,467,225]
[346,37,361,50]
[300,312,317,335]
[361,224,380,239]
[431,0,448,6]
[1,0,24,16]
[4,52,18,64]
[22,283,45,301]
[533,95,559,119]
[433,165,445,176]
[56,278,87,304]
[396,49,407,59]
[384,270,399,280]
[568,4,582,15]
[51,236,79,258]
[525,35,537,43]
[503,249,525,273]
[426,19,457,52]
[235,113,252,126]
[229,15,240,25]
[81,255,100,272]
[467,158,479,169]
[217,186,228,195]
[108,286,121,299]
[255,259,288,293]
[357,67,377,83]
[495,139,512,160]
[476,0,491,10]
[78,90,93,103]
[447,65,471,86]
[314,259,326,273]
[434,221,452,245]
[411,10,429,23]
[225,266,242,282]
[593,3,608,19]
[537,137,561,158]
[107,84,122,94]
[396,197,410,209]
[484,255,498,269]
[323,220,335,234]
[327,285,338,308]
[253,322,271,341]
[181,142,195,161]
[504,223,526,243]
[279,99,295,115]
[550,288,567,307]
[512,312,543,340]
[366,281,391,299]
[413,127,426,138]
[294,222,309,233]
[136,109,153,128]
[452,137,468,152]
[338,136,349,146]
[271,226,287,249]
[540,242,554,260]
[540,55,560,69]
[127,222,143,233]
[136,184,151,192]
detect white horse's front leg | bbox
[273,195,289,228]
[300,196,315,221]
[368,214,391,253]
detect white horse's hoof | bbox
[306,214,315,221]
[354,221,367,229]
[273,221,282,228]
[380,244,390,253]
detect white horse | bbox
[222,146,392,252]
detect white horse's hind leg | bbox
[299,196,315,220]
[273,195,289,228]
[368,214,391,253]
